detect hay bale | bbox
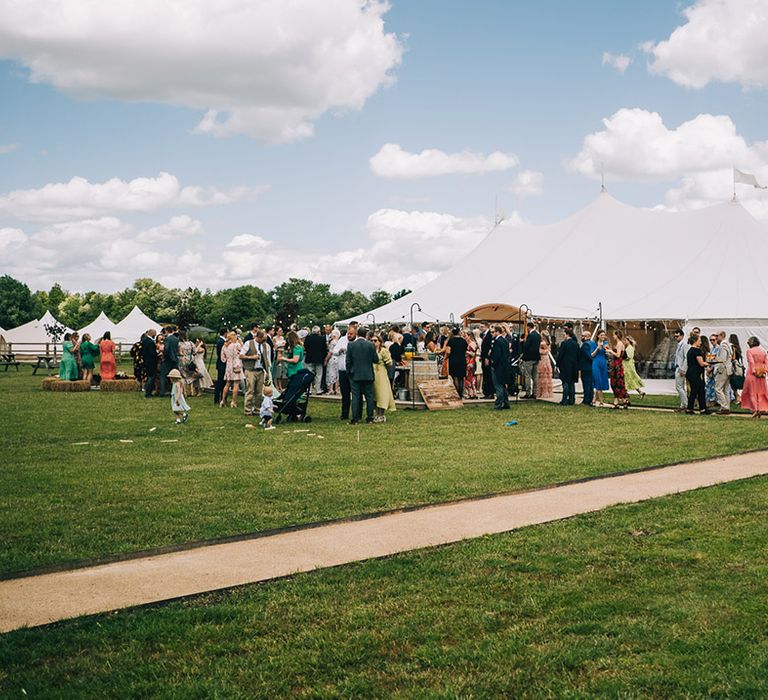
[100,378,140,392]
[45,379,91,392]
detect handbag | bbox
[753,366,767,379]
[732,359,744,378]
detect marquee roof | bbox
[78,311,117,340]
[345,193,768,325]
[112,306,161,343]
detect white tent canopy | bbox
[78,311,117,340]
[346,194,768,342]
[3,311,74,354]
[112,306,161,344]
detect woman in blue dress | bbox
[591,328,610,407]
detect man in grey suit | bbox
[346,327,378,424]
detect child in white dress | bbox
[260,385,275,430]
[168,369,190,423]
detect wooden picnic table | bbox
[32,355,58,375]
[0,352,20,371]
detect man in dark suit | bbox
[346,327,378,424]
[479,322,494,398]
[578,330,595,406]
[140,328,158,397]
[506,327,522,397]
[213,328,227,405]
[521,321,541,399]
[159,325,179,397]
[557,329,580,405]
[243,321,260,343]
[490,325,510,410]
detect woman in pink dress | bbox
[219,331,244,408]
[99,331,116,380]
[741,336,768,418]
[536,337,554,399]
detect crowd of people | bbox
[58,316,768,422]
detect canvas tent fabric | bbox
[345,194,768,344]
[78,311,117,340]
[3,312,74,354]
[112,306,161,344]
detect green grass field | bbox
[3,368,768,575]
[2,477,767,697]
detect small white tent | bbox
[112,306,161,344]
[346,193,768,346]
[78,311,117,340]
[3,312,74,354]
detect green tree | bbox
[368,290,392,308]
[47,283,67,316]
[207,285,269,330]
[333,290,371,322]
[269,278,337,327]
[0,275,36,329]
[393,288,411,300]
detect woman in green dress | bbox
[282,331,305,380]
[622,335,646,398]
[372,334,396,422]
[79,333,100,383]
[59,333,80,381]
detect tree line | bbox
[0,275,411,332]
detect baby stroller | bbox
[273,368,315,424]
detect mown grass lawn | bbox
[2,477,767,697]
[2,367,768,575]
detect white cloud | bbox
[370,143,519,179]
[567,108,766,181]
[601,52,631,74]
[0,227,27,254]
[646,0,768,89]
[219,208,514,292]
[0,143,19,154]
[0,0,403,143]
[0,172,267,223]
[137,215,203,243]
[508,170,543,197]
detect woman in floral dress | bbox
[536,335,554,399]
[463,329,478,399]
[607,329,629,409]
[220,331,244,408]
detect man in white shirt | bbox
[714,330,733,414]
[673,329,688,411]
[332,322,358,420]
[240,329,272,416]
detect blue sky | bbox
[0,0,767,293]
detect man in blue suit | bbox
[557,329,579,405]
[490,325,510,410]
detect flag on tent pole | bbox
[734,168,767,189]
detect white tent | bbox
[3,311,74,354]
[112,306,161,344]
[78,311,117,340]
[346,193,768,344]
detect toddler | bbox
[168,369,190,423]
[260,385,275,430]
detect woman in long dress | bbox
[372,335,396,422]
[272,327,287,391]
[325,329,340,394]
[464,330,478,399]
[220,331,244,408]
[590,329,610,407]
[178,332,198,396]
[729,334,744,405]
[622,335,646,398]
[741,336,768,418]
[607,329,629,409]
[99,331,116,381]
[536,337,554,399]
[59,333,80,380]
[703,334,717,406]
[193,338,213,391]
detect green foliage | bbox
[0,274,399,332]
[0,275,36,329]
[393,288,411,300]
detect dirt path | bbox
[2,450,767,633]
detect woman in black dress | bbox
[686,335,712,414]
[444,326,468,399]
